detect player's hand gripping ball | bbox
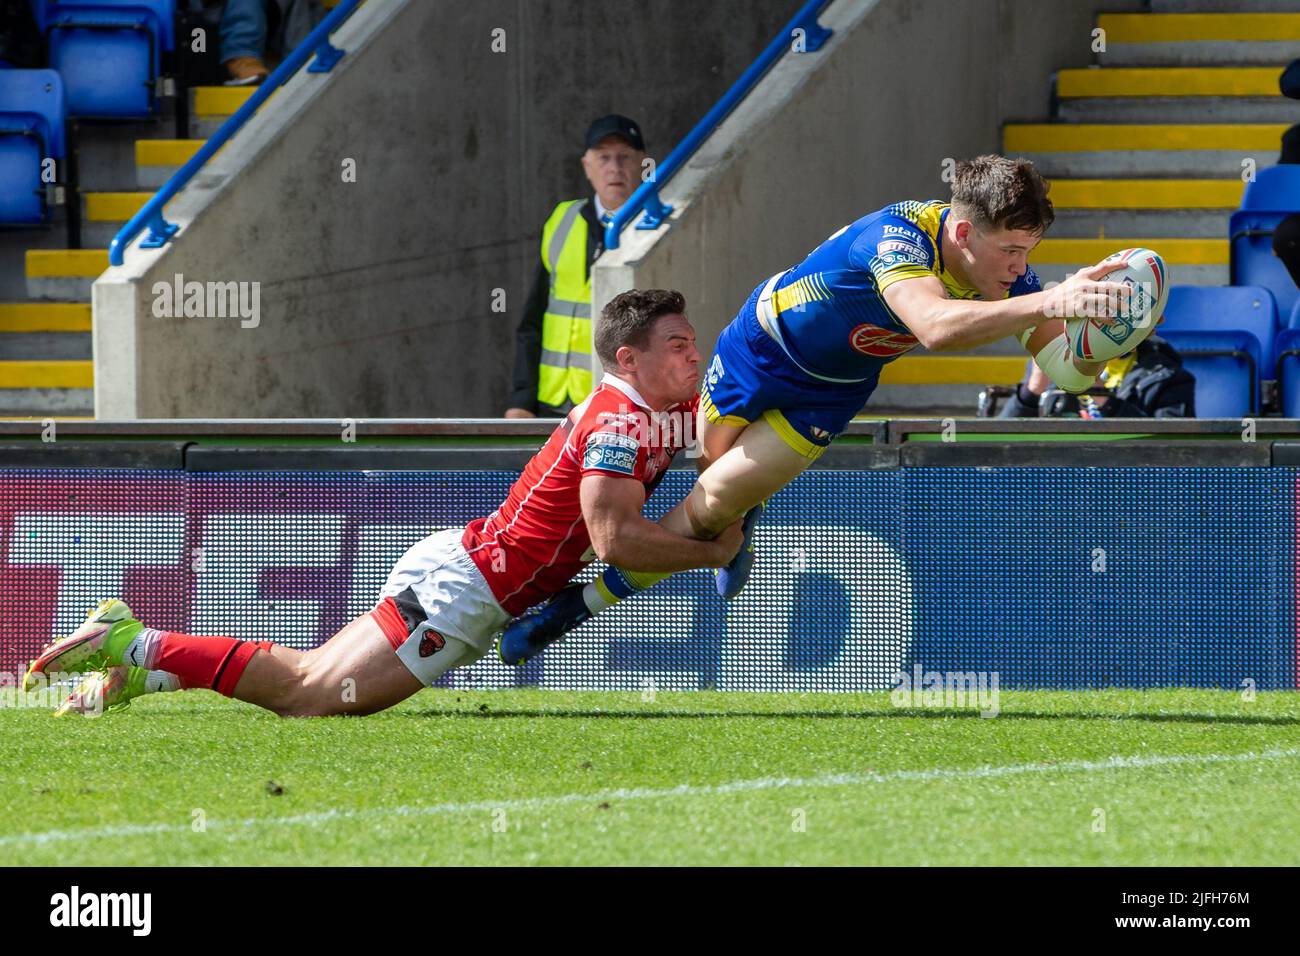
[1066,247,1170,362]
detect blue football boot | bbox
[715,502,765,599]
[497,583,592,665]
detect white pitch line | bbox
[4,747,1299,849]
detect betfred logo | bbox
[849,324,919,357]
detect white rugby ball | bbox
[1065,247,1170,363]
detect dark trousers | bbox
[1282,124,1300,165]
[1274,213,1300,289]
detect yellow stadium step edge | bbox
[135,139,206,167]
[879,357,1029,387]
[1096,13,1300,44]
[1033,238,1227,265]
[25,250,110,278]
[192,86,256,118]
[0,361,93,389]
[0,303,92,333]
[1057,67,1282,99]
[1003,123,1288,154]
[1049,179,1244,210]
[84,192,153,222]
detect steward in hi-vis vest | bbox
[537,198,596,408]
[506,114,647,417]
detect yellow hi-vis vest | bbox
[538,199,593,408]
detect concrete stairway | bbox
[873,2,1300,415]
[0,87,251,418]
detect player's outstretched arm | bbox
[581,474,744,573]
[883,259,1129,353]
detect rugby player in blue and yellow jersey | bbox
[499,155,1130,663]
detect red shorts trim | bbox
[370,596,410,652]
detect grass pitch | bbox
[2,688,1298,866]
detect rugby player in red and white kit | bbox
[26,290,744,718]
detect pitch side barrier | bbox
[0,419,1295,692]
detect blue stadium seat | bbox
[1240,164,1300,212]
[1276,299,1300,416]
[0,69,67,224]
[1230,209,1299,320]
[31,1,176,118]
[1159,286,1276,415]
[1163,284,1276,368]
[1158,330,1257,418]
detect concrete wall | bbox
[95,0,797,417]
[592,0,1147,381]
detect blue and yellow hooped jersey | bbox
[764,200,1042,382]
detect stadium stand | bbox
[782,3,1299,412]
[1230,165,1300,325]
[1158,285,1277,416]
[1275,298,1300,415]
[20,0,1300,420]
[971,7,1300,416]
[0,68,66,224]
[583,0,1300,417]
[31,0,177,118]
[0,1,311,417]
[89,0,804,419]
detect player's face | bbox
[582,137,644,210]
[963,224,1042,299]
[633,314,702,406]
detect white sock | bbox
[142,670,180,693]
[581,581,617,614]
[123,627,167,669]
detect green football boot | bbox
[53,665,151,718]
[23,599,142,692]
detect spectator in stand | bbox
[221,0,327,86]
[996,336,1195,419]
[1271,62,1300,287]
[1281,58,1300,102]
[0,0,42,68]
[1276,215,1300,290]
[1281,125,1300,165]
[505,115,648,418]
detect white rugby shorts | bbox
[375,527,510,685]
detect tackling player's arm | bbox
[580,474,743,572]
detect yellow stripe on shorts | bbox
[700,390,749,427]
[761,409,826,461]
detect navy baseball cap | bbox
[585,114,645,151]
[1282,59,1300,99]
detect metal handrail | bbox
[603,0,833,251]
[107,0,363,266]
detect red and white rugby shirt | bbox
[462,374,697,615]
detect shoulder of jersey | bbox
[883,199,940,220]
[1012,267,1042,294]
[578,384,646,432]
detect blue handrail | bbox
[603,0,832,251]
[108,0,363,266]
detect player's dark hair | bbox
[951,155,1054,234]
[596,289,687,367]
